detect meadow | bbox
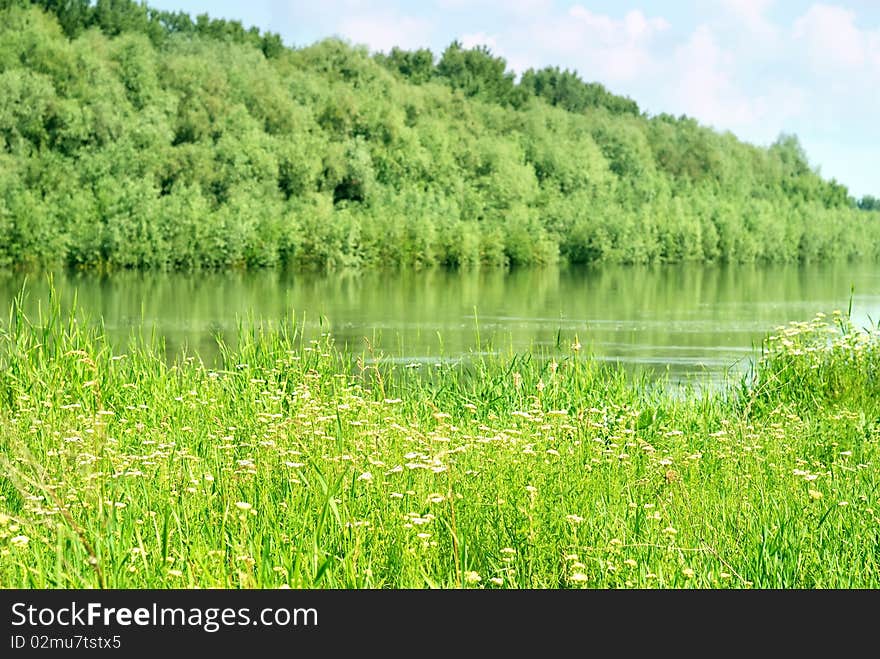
[1,291,878,588]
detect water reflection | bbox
[0,262,877,386]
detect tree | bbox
[93,0,150,37]
[435,41,523,106]
[770,133,811,178]
[520,66,639,116]
[35,0,92,37]
[375,47,434,84]
[858,195,880,211]
[0,1,877,270]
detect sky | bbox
[146,0,880,198]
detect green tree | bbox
[0,1,876,270]
[375,47,434,84]
[520,66,639,116]
[858,195,880,211]
[435,41,524,106]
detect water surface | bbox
[1,262,877,386]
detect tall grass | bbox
[0,292,878,588]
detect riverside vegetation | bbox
[2,1,879,591]
[1,1,879,270]
[1,291,879,588]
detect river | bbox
[1,261,878,387]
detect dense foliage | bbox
[0,1,878,270]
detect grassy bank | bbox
[0,295,878,588]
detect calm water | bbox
[1,262,878,386]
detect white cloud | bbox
[460,32,499,51]
[527,7,669,82]
[674,26,754,127]
[721,0,777,39]
[435,0,550,14]
[793,3,880,74]
[497,0,552,16]
[336,13,433,52]
[566,7,670,42]
[671,25,805,141]
[749,84,808,141]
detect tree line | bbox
[0,0,877,270]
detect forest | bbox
[0,0,878,270]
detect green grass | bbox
[0,291,878,588]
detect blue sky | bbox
[147,1,879,197]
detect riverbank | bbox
[1,297,878,588]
